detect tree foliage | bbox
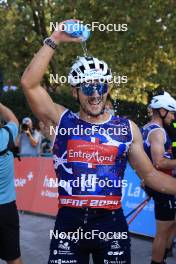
[0,0,176,106]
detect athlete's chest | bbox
[54,131,130,168]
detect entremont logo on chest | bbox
[67,138,118,166]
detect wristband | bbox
[43,37,57,50]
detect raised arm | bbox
[128,121,176,195]
[0,103,19,126]
[21,20,81,126]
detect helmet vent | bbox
[72,70,77,77]
[89,63,95,69]
[86,57,93,61]
[68,56,112,86]
[100,64,104,70]
[107,69,111,75]
[168,105,175,109]
[79,65,85,73]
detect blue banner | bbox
[122,164,156,237]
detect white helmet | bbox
[68,56,112,86]
[150,91,176,112]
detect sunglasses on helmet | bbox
[78,82,108,96]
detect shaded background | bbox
[0,0,176,124]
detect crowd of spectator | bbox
[0,116,53,158]
[16,117,52,157]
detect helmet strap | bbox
[157,109,169,124]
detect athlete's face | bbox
[72,82,109,117]
[160,108,175,125]
[165,111,175,125]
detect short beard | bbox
[80,98,105,117]
[80,104,105,117]
[163,121,170,131]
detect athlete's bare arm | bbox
[149,129,176,169]
[21,20,81,126]
[0,103,19,126]
[128,121,176,195]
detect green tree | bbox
[0,0,176,106]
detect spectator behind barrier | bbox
[39,121,53,157]
[18,117,42,157]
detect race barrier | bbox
[14,158,156,237]
[14,157,58,216]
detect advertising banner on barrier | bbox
[14,158,156,236]
[14,157,58,216]
[14,157,40,212]
[31,157,58,216]
[122,164,155,237]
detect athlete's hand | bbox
[50,19,82,44]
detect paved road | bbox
[0,212,175,264]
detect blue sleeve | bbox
[6,122,19,141]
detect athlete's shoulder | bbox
[143,122,163,131]
[54,104,67,116]
[111,115,131,124]
[127,120,142,141]
[55,106,79,126]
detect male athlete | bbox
[21,20,176,264]
[142,92,176,264]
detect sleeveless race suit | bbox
[141,123,175,221]
[48,109,133,264]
